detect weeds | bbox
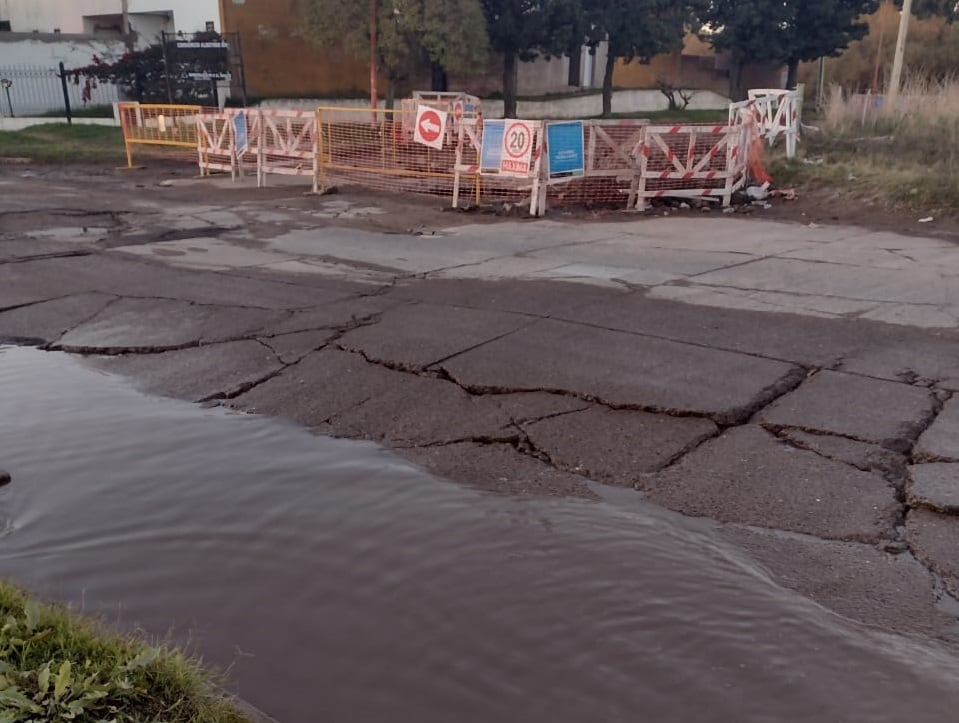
[772,77,959,214]
[0,581,249,723]
[0,124,125,164]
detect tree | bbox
[584,0,702,115]
[899,0,959,20]
[700,0,791,100]
[303,0,489,108]
[780,0,879,89]
[480,0,580,117]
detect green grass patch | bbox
[0,124,126,164]
[0,580,250,723]
[601,108,729,123]
[39,105,116,119]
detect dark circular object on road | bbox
[0,469,10,486]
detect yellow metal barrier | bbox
[118,102,205,168]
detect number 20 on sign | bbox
[500,120,534,177]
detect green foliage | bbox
[897,0,959,21]
[583,0,702,114]
[0,125,126,164]
[0,582,247,723]
[480,0,581,115]
[701,0,878,97]
[303,0,489,86]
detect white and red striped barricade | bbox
[196,108,259,181]
[255,109,318,189]
[730,89,800,159]
[634,122,747,210]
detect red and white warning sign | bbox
[413,105,448,150]
[452,100,465,122]
[500,119,534,176]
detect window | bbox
[0,21,11,32]
[206,21,215,32]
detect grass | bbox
[602,107,729,123]
[767,78,959,214]
[39,106,116,119]
[0,581,250,723]
[0,124,126,164]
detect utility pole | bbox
[888,0,913,103]
[120,0,134,52]
[369,0,378,114]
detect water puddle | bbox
[1,345,958,722]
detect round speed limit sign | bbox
[500,120,534,176]
[504,122,532,158]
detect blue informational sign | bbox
[480,119,505,172]
[233,112,248,154]
[546,120,585,178]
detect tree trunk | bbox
[431,62,448,92]
[786,58,799,90]
[503,52,518,118]
[567,44,582,87]
[385,77,396,111]
[729,58,746,102]
[602,52,616,116]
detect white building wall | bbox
[0,0,219,35]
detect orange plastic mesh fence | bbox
[119,102,213,167]
[316,106,459,197]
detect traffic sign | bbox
[500,119,534,176]
[452,100,465,122]
[414,105,447,150]
[546,120,584,178]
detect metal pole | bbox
[58,62,72,125]
[888,0,913,104]
[815,57,826,110]
[161,31,174,103]
[120,0,134,52]
[369,0,378,114]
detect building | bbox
[0,0,221,46]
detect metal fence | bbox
[0,65,120,118]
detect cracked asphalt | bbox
[4,166,959,643]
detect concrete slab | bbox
[400,442,596,498]
[859,304,959,329]
[915,398,959,462]
[558,293,864,368]
[528,242,757,277]
[906,508,959,597]
[269,297,399,335]
[87,340,282,402]
[718,525,950,636]
[524,407,717,485]
[613,217,848,253]
[649,284,880,319]
[841,339,959,391]
[230,348,399,427]
[758,370,936,451]
[339,303,534,369]
[640,425,899,543]
[0,238,91,260]
[441,319,802,424]
[780,429,906,480]
[326,374,512,447]
[114,238,296,270]
[54,298,283,353]
[692,257,956,307]
[388,277,628,317]
[260,330,336,364]
[493,392,591,423]
[0,293,116,345]
[265,228,494,274]
[907,463,959,513]
[531,263,682,287]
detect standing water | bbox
[1,345,958,722]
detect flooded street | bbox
[2,344,959,722]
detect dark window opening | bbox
[0,21,12,32]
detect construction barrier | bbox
[635,123,747,209]
[731,89,800,159]
[119,93,778,216]
[118,102,204,167]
